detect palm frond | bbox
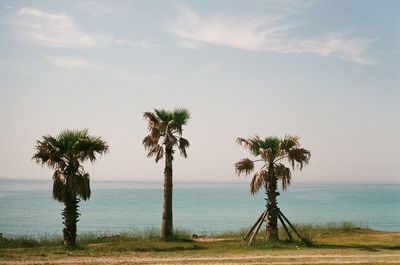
[75,134,109,162]
[52,170,66,202]
[288,147,311,169]
[258,137,280,158]
[250,170,267,195]
[147,144,164,163]
[165,131,178,146]
[178,137,189,158]
[154,109,171,122]
[76,173,91,201]
[275,163,292,191]
[155,145,164,162]
[33,136,65,168]
[279,135,300,152]
[171,108,190,134]
[150,128,161,138]
[259,147,274,162]
[143,112,162,138]
[236,136,262,156]
[142,135,159,149]
[143,111,159,124]
[235,158,254,176]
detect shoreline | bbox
[0,221,388,238]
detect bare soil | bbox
[2,252,400,265]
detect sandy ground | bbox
[2,253,400,265]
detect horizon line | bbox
[1,178,399,185]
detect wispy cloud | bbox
[168,5,377,65]
[15,7,99,49]
[14,7,160,49]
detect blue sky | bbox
[0,0,399,183]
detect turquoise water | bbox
[0,180,399,236]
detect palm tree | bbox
[235,135,310,242]
[32,129,108,248]
[143,108,190,239]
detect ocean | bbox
[0,179,399,236]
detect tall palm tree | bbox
[143,108,190,239]
[32,129,108,248]
[235,135,310,242]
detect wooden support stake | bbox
[248,210,267,245]
[277,211,293,241]
[243,209,267,240]
[278,209,302,240]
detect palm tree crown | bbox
[235,135,310,194]
[33,129,109,201]
[143,108,190,161]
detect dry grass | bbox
[1,224,399,264]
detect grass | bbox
[1,222,399,261]
[279,221,371,246]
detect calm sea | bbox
[0,179,399,236]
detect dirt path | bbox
[2,253,400,265]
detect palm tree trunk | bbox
[63,193,79,248]
[265,162,279,241]
[161,145,173,239]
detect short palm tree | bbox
[32,129,108,247]
[143,108,190,239]
[235,135,310,241]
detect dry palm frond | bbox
[237,136,265,157]
[76,173,91,201]
[236,137,247,146]
[32,138,64,168]
[235,158,254,176]
[165,132,178,146]
[236,137,254,149]
[288,148,311,169]
[52,170,66,202]
[155,146,164,162]
[275,163,291,190]
[147,144,162,158]
[151,128,161,138]
[143,112,159,128]
[142,135,159,149]
[250,170,267,195]
[259,147,273,162]
[178,137,189,158]
[147,144,165,162]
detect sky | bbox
[0,0,399,184]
